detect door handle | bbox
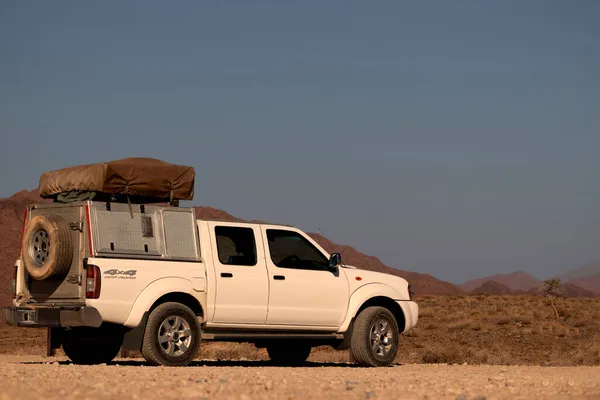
[221,272,233,278]
[273,275,285,280]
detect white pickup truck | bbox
[3,201,418,367]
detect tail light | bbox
[18,208,29,258]
[408,283,415,301]
[86,265,101,299]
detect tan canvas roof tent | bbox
[39,158,195,204]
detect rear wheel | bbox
[141,302,200,366]
[62,326,123,365]
[266,342,311,366]
[350,306,399,367]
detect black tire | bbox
[350,306,399,367]
[266,343,311,366]
[22,214,73,280]
[141,302,200,367]
[62,327,123,365]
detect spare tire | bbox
[22,214,73,280]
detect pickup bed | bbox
[3,201,418,367]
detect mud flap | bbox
[333,323,353,351]
[122,312,149,351]
[49,327,64,349]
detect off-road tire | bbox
[350,306,399,367]
[266,343,312,366]
[22,214,73,280]
[62,327,123,365]
[141,302,200,367]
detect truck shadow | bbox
[16,359,402,368]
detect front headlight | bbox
[408,283,415,300]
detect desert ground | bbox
[1,295,599,399]
[1,354,599,400]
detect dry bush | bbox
[493,317,512,326]
[418,308,435,318]
[447,320,471,330]
[572,319,594,328]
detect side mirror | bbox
[328,252,342,270]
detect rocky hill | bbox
[0,190,462,313]
[460,271,542,293]
[470,280,514,295]
[554,262,600,294]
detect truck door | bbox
[260,226,350,328]
[208,222,269,324]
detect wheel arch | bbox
[338,283,406,334]
[123,278,206,328]
[355,296,405,333]
[149,292,204,317]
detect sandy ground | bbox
[0,355,599,400]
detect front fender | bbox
[337,283,404,333]
[123,277,198,328]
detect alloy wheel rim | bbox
[369,317,394,358]
[158,316,193,357]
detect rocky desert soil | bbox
[0,355,599,400]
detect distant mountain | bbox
[553,262,600,294]
[0,189,462,314]
[196,208,463,295]
[527,282,597,298]
[556,261,600,281]
[470,280,513,295]
[460,271,542,293]
[306,233,463,295]
[564,275,600,295]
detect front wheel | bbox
[267,343,311,366]
[350,306,399,367]
[141,302,201,366]
[62,326,123,365]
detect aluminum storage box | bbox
[88,202,201,262]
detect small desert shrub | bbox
[572,319,597,329]
[418,308,435,319]
[447,320,471,330]
[471,323,482,331]
[494,317,512,326]
[404,329,418,337]
[519,316,533,325]
[420,345,488,365]
[421,346,463,364]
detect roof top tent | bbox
[39,157,195,206]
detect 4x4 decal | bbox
[103,269,137,279]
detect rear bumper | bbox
[2,306,103,328]
[397,300,419,333]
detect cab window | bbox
[266,229,329,270]
[215,226,257,266]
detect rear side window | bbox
[215,226,257,266]
[266,229,329,270]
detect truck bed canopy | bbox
[39,158,195,203]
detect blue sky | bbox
[1,1,599,283]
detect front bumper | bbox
[397,300,419,333]
[2,306,103,328]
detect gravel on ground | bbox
[0,355,599,400]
